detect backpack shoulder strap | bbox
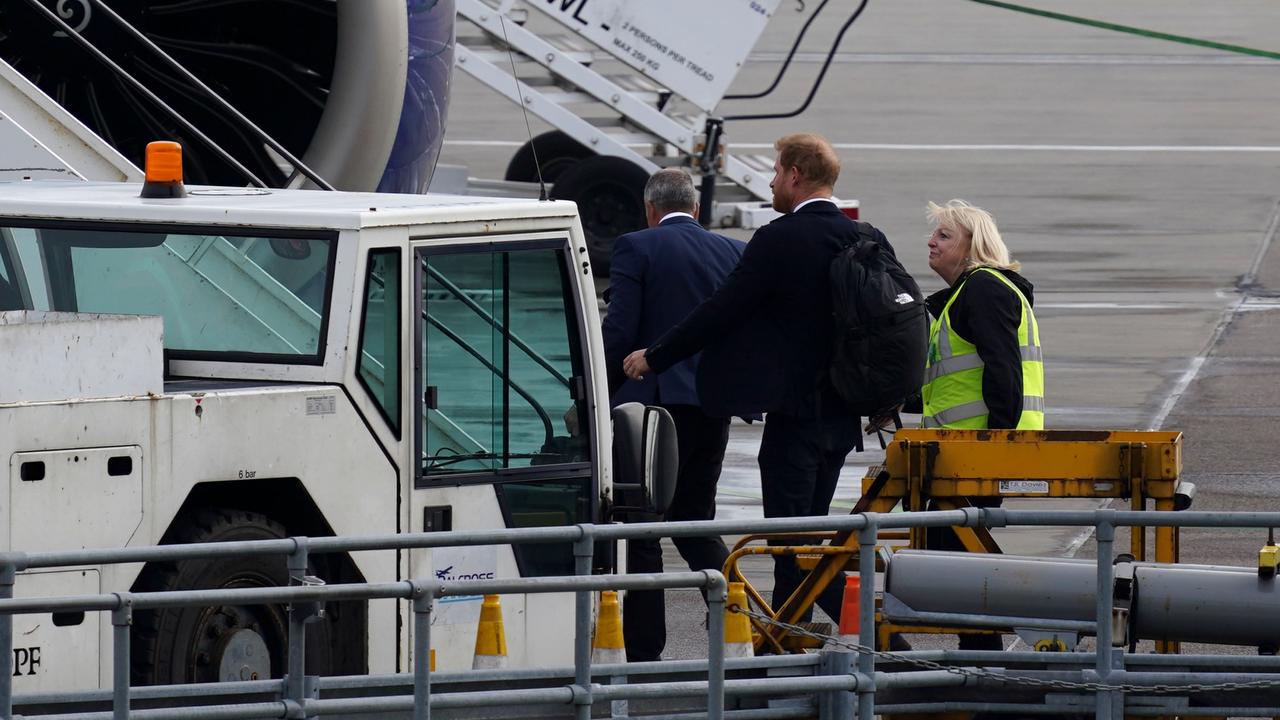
[848,220,882,260]
[852,220,876,245]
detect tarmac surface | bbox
[441,1,1280,658]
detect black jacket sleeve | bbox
[643,227,779,374]
[950,272,1024,428]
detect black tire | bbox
[550,155,650,273]
[504,130,594,184]
[131,508,365,685]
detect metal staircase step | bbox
[608,73,663,93]
[668,111,706,128]
[736,153,776,173]
[544,32,596,56]
[460,48,532,66]
[598,130,666,147]
[472,0,528,23]
[457,30,594,65]
[539,89,596,106]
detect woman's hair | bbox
[926,199,1020,272]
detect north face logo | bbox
[895,293,914,305]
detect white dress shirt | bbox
[792,197,835,213]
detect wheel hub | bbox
[581,182,641,236]
[215,628,271,682]
[193,605,276,683]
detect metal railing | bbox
[1,508,1280,719]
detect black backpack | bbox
[828,222,928,417]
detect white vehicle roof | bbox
[0,180,578,231]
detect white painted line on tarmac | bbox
[1242,198,1280,288]
[444,140,526,147]
[1063,198,1280,560]
[1237,298,1280,312]
[733,143,1280,153]
[444,140,1280,153]
[1153,197,1280,430]
[1036,302,1206,310]
[746,52,1278,67]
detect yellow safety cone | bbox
[591,590,626,664]
[473,594,508,669]
[724,582,755,658]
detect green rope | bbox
[969,0,1280,61]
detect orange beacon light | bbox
[140,141,188,198]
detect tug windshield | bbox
[0,223,336,361]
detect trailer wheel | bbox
[131,508,359,685]
[550,155,650,273]
[504,131,594,184]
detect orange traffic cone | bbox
[591,591,626,664]
[838,574,862,647]
[473,595,508,669]
[724,582,755,658]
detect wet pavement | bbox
[442,1,1280,659]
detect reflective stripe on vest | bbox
[921,268,1045,429]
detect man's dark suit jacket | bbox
[645,201,896,419]
[602,215,747,410]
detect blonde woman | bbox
[910,199,1046,651]
[920,199,1043,430]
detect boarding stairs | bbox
[454,0,785,229]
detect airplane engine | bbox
[0,0,454,193]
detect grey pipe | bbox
[1132,564,1280,647]
[884,548,1280,651]
[885,549,1098,622]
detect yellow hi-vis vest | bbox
[921,268,1044,429]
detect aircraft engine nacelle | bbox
[0,0,453,193]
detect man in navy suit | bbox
[624,134,896,625]
[603,168,747,662]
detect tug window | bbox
[418,244,589,478]
[0,223,336,360]
[357,249,402,434]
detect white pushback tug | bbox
[0,142,673,689]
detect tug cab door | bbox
[407,233,598,669]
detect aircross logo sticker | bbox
[434,565,496,582]
[431,546,498,625]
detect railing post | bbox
[285,539,314,718]
[112,596,133,720]
[571,526,596,720]
[0,560,16,720]
[856,519,877,720]
[704,570,727,720]
[411,581,435,720]
[1094,512,1117,720]
[818,648,854,720]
